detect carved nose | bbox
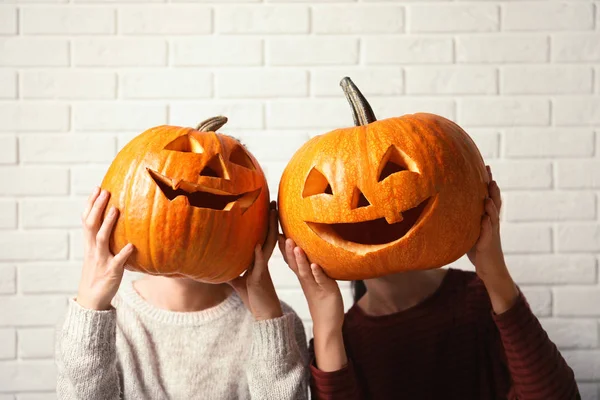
[351,188,371,210]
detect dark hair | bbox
[351,280,367,303]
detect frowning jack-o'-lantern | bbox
[102,116,270,283]
[278,78,488,280]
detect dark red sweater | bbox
[310,269,579,400]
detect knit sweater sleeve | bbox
[56,299,121,400]
[493,292,579,400]
[246,309,309,400]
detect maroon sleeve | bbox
[309,359,361,400]
[493,292,579,400]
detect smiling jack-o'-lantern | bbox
[102,116,270,283]
[278,78,488,280]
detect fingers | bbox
[486,165,492,182]
[84,190,111,239]
[285,239,299,274]
[484,197,500,226]
[81,187,101,223]
[110,243,134,271]
[252,245,267,275]
[262,208,278,260]
[95,207,119,256]
[311,264,331,286]
[477,215,492,247]
[294,247,315,283]
[489,180,502,212]
[277,234,288,263]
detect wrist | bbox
[482,272,519,315]
[313,328,347,372]
[76,294,112,311]
[253,304,283,321]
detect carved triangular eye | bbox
[378,145,412,182]
[229,145,256,170]
[165,135,204,154]
[200,154,229,179]
[303,167,333,198]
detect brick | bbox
[501,224,552,254]
[76,0,162,3]
[71,166,109,195]
[236,132,309,162]
[506,254,596,285]
[0,395,13,400]
[487,161,552,189]
[540,319,598,350]
[268,37,358,66]
[577,384,599,400]
[557,161,600,189]
[553,34,600,62]
[217,5,308,34]
[16,394,57,400]
[504,128,594,158]
[0,104,69,132]
[0,232,68,261]
[563,351,600,380]
[555,287,600,317]
[503,3,593,31]
[216,69,307,98]
[269,256,302,289]
[365,37,452,64]
[458,98,550,127]
[313,6,403,34]
[0,329,16,359]
[21,71,116,100]
[170,103,263,129]
[554,98,600,126]
[0,38,69,67]
[70,229,84,261]
[0,167,69,196]
[467,130,499,159]
[502,66,592,95]
[408,4,497,33]
[456,35,548,63]
[0,6,17,34]
[406,66,496,95]
[121,70,212,99]
[557,224,600,252]
[520,287,551,317]
[312,68,403,96]
[21,199,85,229]
[119,6,211,34]
[73,103,166,132]
[0,135,17,164]
[0,361,56,391]
[19,263,80,294]
[20,135,116,163]
[0,266,15,294]
[21,7,115,34]
[0,70,16,99]
[504,192,595,222]
[0,296,66,326]
[172,38,262,66]
[261,161,286,197]
[18,329,55,359]
[0,201,16,230]
[268,100,356,129]
[73,38,166,67]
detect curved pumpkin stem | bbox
[340,77,377,126]
[196,116,228,132]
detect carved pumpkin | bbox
[102,116,270,283]
[278,78,488,280]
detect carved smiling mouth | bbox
[148,169,261,212]
[306,196,432,246]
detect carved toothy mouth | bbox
[306,196,432,246]
[148,169,260,212]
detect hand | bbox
[228,202,283,321]
[77,187,135,311]
[467,166,518,313]
[280,238,347,371]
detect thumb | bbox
[476,215,492,249]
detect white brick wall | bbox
[0,1,598,396]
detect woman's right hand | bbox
[76,187,135,311]
[279,237,348,371]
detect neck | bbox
[358,269,448,316]
[134,275,233,312]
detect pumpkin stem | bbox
[340,77,377,126]
[196,116,228,132]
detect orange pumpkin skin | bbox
[102,118,270,283]
[278,89,488,280]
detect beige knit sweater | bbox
[55,280,309,400]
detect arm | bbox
[280,239,361,400]
[246,308,309,400]
[469,167,578,400]
[57,187,134,399]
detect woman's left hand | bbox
[228,201,283,321]
[467,166,519,314]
